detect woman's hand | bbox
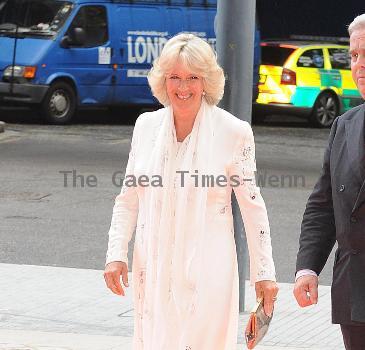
[255,280,279,317]
[104,261,129,296]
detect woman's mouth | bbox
[176,94,192,101]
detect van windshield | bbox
[0,0,73,38]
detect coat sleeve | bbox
[296,117,339,275]
[229,121,276,284]
[105,116,143,266]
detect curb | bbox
[0,121,5,133]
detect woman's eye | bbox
[169,76,179,80]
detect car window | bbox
[297,49,324,68]
[328,48,350,70]
[68,5,108,47]
[261,46,295,66]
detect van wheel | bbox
[310,92,338,128]
[41,82,76,124]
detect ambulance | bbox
[256,40,363,127]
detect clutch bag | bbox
[245,297,273,349]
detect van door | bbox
[58,4,113,105]
[111,4,164,105]
[111,2,216,106]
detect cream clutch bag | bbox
[245,298,273,349]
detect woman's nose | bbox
[177,80,189,90]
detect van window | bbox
[0,0,72,37]
[297,49,324,68]
[68,6,108,47]
[328,48,350,70]
[261,46,295,66]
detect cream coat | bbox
[106,104,276,350]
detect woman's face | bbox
[165,60,204,117]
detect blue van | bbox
[0,0,260,124]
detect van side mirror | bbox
[60,35,71,48]
[60,27,86,48]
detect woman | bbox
[104,33,278,350]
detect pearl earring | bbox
[202,91,206,96]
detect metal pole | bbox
[216,0,257,313]
[10,1,20,94]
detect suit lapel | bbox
[345,104,365,212]
[353,180,365,213]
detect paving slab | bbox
[0,330,130,350]
[0,264,344,349]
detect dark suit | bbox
[296,104,365,327]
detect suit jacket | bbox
[296,104,365,325]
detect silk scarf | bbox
[142,98,214,347]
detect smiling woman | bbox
[164,66,204,138]
[147,33,225,141]
[104,33,278,350]
[147,33,225,106]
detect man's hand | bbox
[255,280,279,317]
[104,261,129,296]
[293,275,318,307]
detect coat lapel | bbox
[345,104,365,212]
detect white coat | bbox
[106,103,276,350]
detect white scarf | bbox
[142,99,214,347]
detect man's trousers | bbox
[341,324,365,350]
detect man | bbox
[294,14,365,350]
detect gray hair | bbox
[348,14,365,36]
[147,33,225,106]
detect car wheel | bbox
[310,92,339,128]
[41,81,76,124]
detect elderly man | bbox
[294,14,365,350]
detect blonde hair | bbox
[147,33,225,106]
[348,14,365,35]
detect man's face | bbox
[350,28,365,99]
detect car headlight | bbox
[4,65,37,79]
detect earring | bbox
[202,91,206,96]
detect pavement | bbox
[0,263,344,350]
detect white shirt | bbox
[295,269,317,281]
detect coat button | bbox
[350,216,357,223]
[339,184,345,192]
